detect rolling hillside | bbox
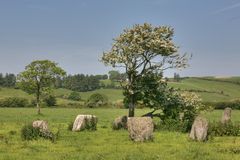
[168,77,240,102]
[0,77,240,105]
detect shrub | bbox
[204,100,240,110]
[86,93,108,108]
[68,92,81,101]
[21,124,40,140]
[68,121,74,131]
[208,121,240,136]
[155,119,189,132]
[0,97,29,107]
[43,95,57,107]
[84,117,97,131]
[21,124,58,142]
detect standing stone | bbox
[127,117,154,142]
[112,115,128,130]
[221,107,232,124]
[32,120,48,131]
[189,116,208,141]
[72,115,97,131]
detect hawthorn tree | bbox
[102,23,188,117]
[17,60,66,114]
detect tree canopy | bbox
[17,60,66,114]
[102,23,189,117]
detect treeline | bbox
[55,74,108,92]
[195,77,240,86]
[55,71,126,91]
[0,71,125,92]
[0,73,16,87]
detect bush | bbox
[86,93,108,108]
[43,95,57,107]
[21,124,41,140]
[208,121,240,136]
[155,119,189,132]
[204,100,240,110]
[0,97,29,107]
[68,92,81,101]
[21,124,57,142]
[84,117,97,131]
[68,121,74,131]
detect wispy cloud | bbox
[213,2,240,14]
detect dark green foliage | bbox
[68,121,74,131]
[86,93,108,108]
[63,74,100,92]
[43,95,57,107]
[21,124,41,140]
[39,130,56,142]
[56,74,110,91]
[0,97,29,107]
[68,91,81,101]
[208,121,240,136]
[8,130,17,135]
[0,73,16,87]
[137,73,205,132]
[155,119,189,132]
[204,100,240,110]
[108,70,126,82]
[83,117,97,131]
[174,73,181,82]
[21,124,58,142]
[95,74,108,80]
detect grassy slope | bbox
[1,77,240,104]
[0,87,124,106]
[54,88,124,102]
[0,108,240,160]
[0,88,33,99]
[168,77,240,102]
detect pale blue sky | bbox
[0,0,240,77]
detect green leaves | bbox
[17,60,66,113]
[17,60,66,95]
[102,23,190,116]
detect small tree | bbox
[68,91,81,101]
[17,60,66,114]
[108,70,121,81]
[174,73,181,82]
[102,23,188,117]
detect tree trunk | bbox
[36,88,41,114]
[128,95,135,117]
[37,102,41,115]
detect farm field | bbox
[168,77,240,102]
[0,108,240,160]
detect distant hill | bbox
[168,77,240,102]
[0,77,240,104]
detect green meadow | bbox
[0,108,240,160]
[1,77,240,159]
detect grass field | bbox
[0,108,240,160]
[168,77,240,102]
